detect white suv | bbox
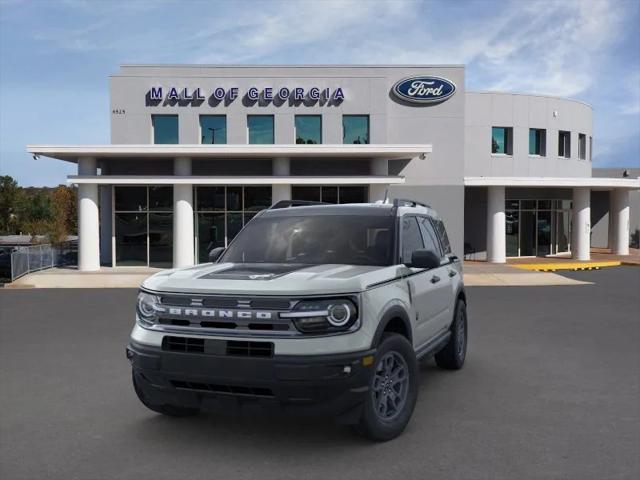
[127,199,467,441]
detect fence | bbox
[9,242,77,282]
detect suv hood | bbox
[142,262,402,295]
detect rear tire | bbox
[355,333,418,442]
[132,370,200,417]
[434,299,467,370]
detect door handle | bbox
[448,270,457,278]
[430,275,441,284]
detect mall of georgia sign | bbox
[391,76,456,104]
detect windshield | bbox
[220,214,396,266]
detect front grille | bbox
[226,340,274,358]
[154,294,296,335]
[162,336,274,358]
[162,336,204,353]
[171,380,274,398]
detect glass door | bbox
[537,211,552,256]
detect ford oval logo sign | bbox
[392,76,456,104]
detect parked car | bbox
[127,199,468,441]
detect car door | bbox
[417,216,454,334]
[399,215,443,347]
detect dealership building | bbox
[27,65,639,271]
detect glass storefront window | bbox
[342,115,369,144]
[226,186,242,211]
[196,186,225,211]
[115,213,147,266]
[321,186,338,204]
[291,186,321,202]
[115,186,146,212]
[200,115,227,144]
[505,199,572,257]
[244,186,272,211]
[505,210,519,257]
[248,115,274,144]
[152,115,179,144]
[291,185,368,204]
[197,213,225,263]
[149,213,173,268]
[194,186,272,262]
[149,186,172,211]
[295,115,322,144]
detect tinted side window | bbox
[418,217,442,258]
[401,216,424,264]
[432,218,452,255]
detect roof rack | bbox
[392,198,431,209]
[269,200,330,209]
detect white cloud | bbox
[619,70,640,115]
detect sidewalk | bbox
[6,263,590,289]
[5,267,161,289]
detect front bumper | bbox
[127,340,376,420]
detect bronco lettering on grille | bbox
[159,307,273,320]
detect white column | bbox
[77,157,100,271]
[369,158,388,202]
[610,189,630,255]
[486,186,506,263]
[272,157,291,204]
[572,187,591,261]
[173,157,194,268]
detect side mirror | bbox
[406,249,441,269]
[208,247,225,263]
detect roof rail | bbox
[392,198,431,209]
[269,200,330,209]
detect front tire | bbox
[132,370,200,417]
[355,333,419,442]
[434,299,467,370]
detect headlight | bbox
[281,298,358,334]
[136,291,161,326]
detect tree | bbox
[0,175,26,234]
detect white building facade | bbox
[27,65,639,270]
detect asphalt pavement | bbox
[1,267,639,480]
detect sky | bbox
[0,0,639,186]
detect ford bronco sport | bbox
[127,199,468,441]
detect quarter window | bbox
[578,133,586,160]
[432,218,452,255]
[248,115,274,144]
[529,128,546,156]
[200,115,227,144]
[558,131,571,158]
[343,115,369,144]
[492,127,513,155]
[401,216,424,265]
[152,115,178,144]
[295,115,322,144]
[417,217,442,259]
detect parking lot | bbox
[1,267,639,480]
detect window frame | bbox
[491,126,513,155]
[294,114,322,144]
[151,114,179,144]
[199,115,227,145]
[528,128,547,157]
[578,133,587,160]
[342,115,370,145]
[247,115,275,145]
[558,130,571,158]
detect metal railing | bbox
[9,242,77,282]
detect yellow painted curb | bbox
[512,261,621,272]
